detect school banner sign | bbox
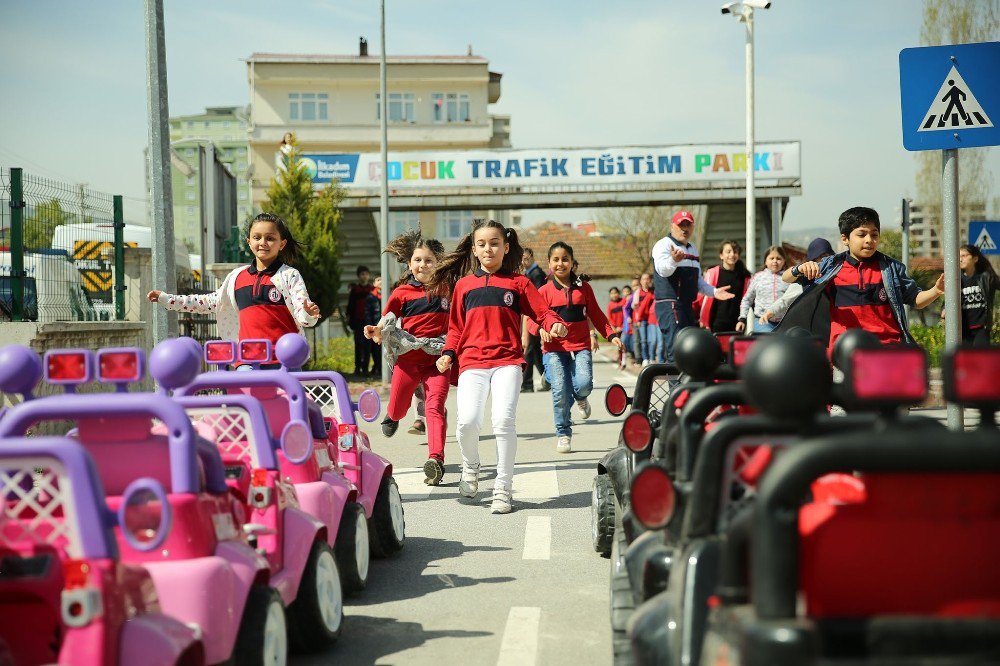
[302,142,800,190]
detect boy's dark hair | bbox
[609,286,620,293]
[356,265,371,276]
[247,212,303,264]
[427,219,524,296]
[523,247,535,260]
[838,207,880,237]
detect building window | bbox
[184,148,195,157]
[237,162,246,170]
[375,93,416,122]
[289,92,329,122]
[223,121,231,128]
[185,191,196,201]
[238,147,247,156]
[389,211,420,238]
[186,206,195,215]
[186,121,194,128]
[432,93,471,123]
[239,191,248,200]
[185,176,195,186]
[438,210,472,240]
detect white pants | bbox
[455,364,523,492]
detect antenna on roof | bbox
[360,37,368,57]
[467,43,473,56]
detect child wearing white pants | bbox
[455,365,523,494]
[433,220,567,514]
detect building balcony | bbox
[488,71,503,104]
[249,122,494,149]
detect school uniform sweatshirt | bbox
[532,278,619,353]
[442,267,565,372]
[383,278,449,365]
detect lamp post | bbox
[379,0,390,384]
[721,0,771,272]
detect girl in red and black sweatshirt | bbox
[533,242,624,453]
[431,220,567,514]
[364,231,450,485]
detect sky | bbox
[1,0,997,235]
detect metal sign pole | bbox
[144,0,177,344]
[901,197,911,322]
[941,148,962,430]
[379,0,390,385]
[744,8,756,272]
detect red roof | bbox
[519,223,634,279]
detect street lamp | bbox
[721,0,771,273]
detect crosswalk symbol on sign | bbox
[975,226,997,252]
[917,66,994,132]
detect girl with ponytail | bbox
[434,219,568,513]
[364,229,451,484]
[532,242,624,453]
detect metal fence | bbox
[1,167,126,322]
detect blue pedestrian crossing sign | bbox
[969,221,1000,256]
[900,41,1000,151]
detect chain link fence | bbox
[1,167,127,322]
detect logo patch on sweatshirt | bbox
[440,297,449,310]
[268,287,282,303]
[503,291,514,306]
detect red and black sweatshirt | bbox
[531,278,618,353]
[443,268,566,372]
[385,278,449,364]
[607,297,624,330]
[234,260,298,359]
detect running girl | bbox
[737,245,788,334]
[607,287,625,369]
[537,242,625,453]
[958,244,998,347]
[147,212,319,366]
[364,230,450,485]
[430,220,568,514]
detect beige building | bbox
[898,199,987,257]
[246,46,514,282]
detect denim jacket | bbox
[787,251,921,344]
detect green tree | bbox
[262,137,343,325]
[879,229,903,261]
[913,1,999,242]
[24,198,73,249]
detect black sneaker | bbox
[423,458,444,486]
[539,380,551,392]
[408,420,426,435]
[520,385,534,393]
[381,417,399,437]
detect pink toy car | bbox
[0,345,309,665]
[174,338,374,590]
[0,434,203,666]
[277,334,404,558]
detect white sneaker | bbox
[459,464,479,498]
[556,436,572,454]
[491,488,512,514]
[576,398,591,420]
[642,359,650,367]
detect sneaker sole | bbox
[491,504,512,514]
[423,460,443,486]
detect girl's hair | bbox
[247,212,303,264]
[718,238,751,277]
[384,228,445,287]
[719,238,742,256]
[428,219,523,295]
[761,245,787,270]
[548,241,591,283]
[961,244,999,281]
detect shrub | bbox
[306,336,355,373]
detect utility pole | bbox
[144,0,177,345]
[379,0,390,385]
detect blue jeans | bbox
[621,331,633,358]
[543,350,593,437]
[656,299,696,364]
[642,322,660,363]
[753,320,776,334]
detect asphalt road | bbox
[296,352,631,666]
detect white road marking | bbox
[497,606,541,666]
[522,516,552,560]
[392,468,432,498]
[513,462,559,500]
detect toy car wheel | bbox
[610,530,636,665]
[369,476,405,558]
[592,474,616,557]
[233,585,288,666]
[335,501,370,594]
[287,540,344,652]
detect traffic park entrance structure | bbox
[315,141,801,294]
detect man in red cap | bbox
[651,210,734,363]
